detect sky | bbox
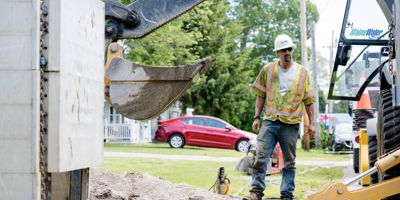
[311,0,389,97]
[312,0,347,62]
[310,0,347,95]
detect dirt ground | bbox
[89,168,235,200]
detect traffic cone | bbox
[356,71,372,109]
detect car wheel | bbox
[236,139,249,152]
[168,134,185,148]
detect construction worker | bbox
[243,34,315,200]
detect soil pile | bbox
[90,169,234,200]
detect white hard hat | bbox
[273,34,295,52]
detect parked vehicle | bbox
[155,115,256,152]
[329,123,353,152]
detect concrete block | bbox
[47,0,104,172]
[0,139,37,173]
[0,0,41,199]
[0,1,34,33]
[0,71,40,174]
[0,105,35,140]
[0,70,39,105]
[0,36,36,70]
[0,173,40,200]
[0,1,39,70]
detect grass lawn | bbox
[100,157,343,200]
[101,143,348,199]
[104,142,350,161]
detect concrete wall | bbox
[47,0,104,172]
[0,0,104,198]
[0,0,41,199]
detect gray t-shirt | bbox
[278,63,298,95]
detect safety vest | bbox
[252,61,315,124]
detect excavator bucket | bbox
[104,0,209,120]
[105,55,211,120]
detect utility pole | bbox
[300,0,308,68]
[311,23,321,148]
[328,30,335,134]
[300,0,310,150]
[329,31,334,113]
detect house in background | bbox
[103,101,186,143]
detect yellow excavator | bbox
[104,0,211,120]
[308,0,400,199]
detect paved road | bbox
[104,151,351,167]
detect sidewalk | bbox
[104,151,350,167]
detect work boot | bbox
[242,192,261,200]
[280,196,293,200]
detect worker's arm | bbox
[252,96,265,133]
[305,103,316,135]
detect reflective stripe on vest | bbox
[264,62,307,124]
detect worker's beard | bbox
[284,55,292,62]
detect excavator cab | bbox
[104,0,211,120]
[328,0,390,101]
[309,0,400,199]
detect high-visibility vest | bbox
[252,61,315,124]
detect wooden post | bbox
[303,109,310,151]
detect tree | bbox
[180,1,255,128]
[230,0,320,129]
[233,0,319,72]
[318,88,326,113]
[122,0,320,131]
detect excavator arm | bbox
[104,0,211,120]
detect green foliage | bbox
[233,0,319,65]
[123,0,320,131]
[301,124,331,150]
[179,1,256,129]
[124,16,199,66]
[333,101,350,113]
[120,0,131,4]
[319,88,326,113]
[319,124,331,150]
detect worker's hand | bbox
[308,123,316,136]
[252,119,261,133]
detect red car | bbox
[155,115,256,152]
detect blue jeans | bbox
[250,120,299,198]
